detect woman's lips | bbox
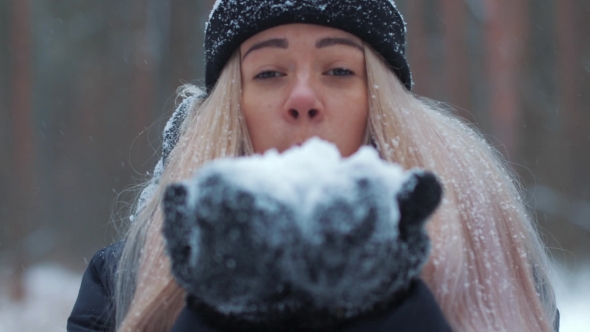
[290,137,320,149]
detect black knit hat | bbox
[205,0,412,93]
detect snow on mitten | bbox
[280,147,442,318]
[162,138,443,326]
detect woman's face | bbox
[240,24,369,157]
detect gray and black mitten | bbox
[162,138,443,331]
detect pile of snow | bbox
[188,137,411,217]
[0,264,82,332]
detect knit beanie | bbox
[205,0,412,92]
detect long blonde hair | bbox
[114,47,556,332]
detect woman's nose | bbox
[283,76,324,123]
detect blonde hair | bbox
[364,47,555,331]
[114,47,556,332]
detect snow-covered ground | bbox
[0,262,588,331]
[553,263,590,332]
[0,264,81,332]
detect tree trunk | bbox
[8,0,33,302]
[406,0,431,96]
[484,0,529,159]
[555,0,581,195]
[131,0,155,138]
[440,0,471,119]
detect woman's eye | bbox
[326,68,355,76]
[254,71,284,79]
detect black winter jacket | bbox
[67,243,453,332]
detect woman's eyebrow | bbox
[316,37,363,52]
[242,38,289,60]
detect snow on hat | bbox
[132,89,206,219]
[205,0,413,93]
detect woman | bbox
[68,0,558,331]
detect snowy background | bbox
[552,264,590,332]
[0,262,588,332]
[1,0,589,331]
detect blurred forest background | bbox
[0,0,589,327]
